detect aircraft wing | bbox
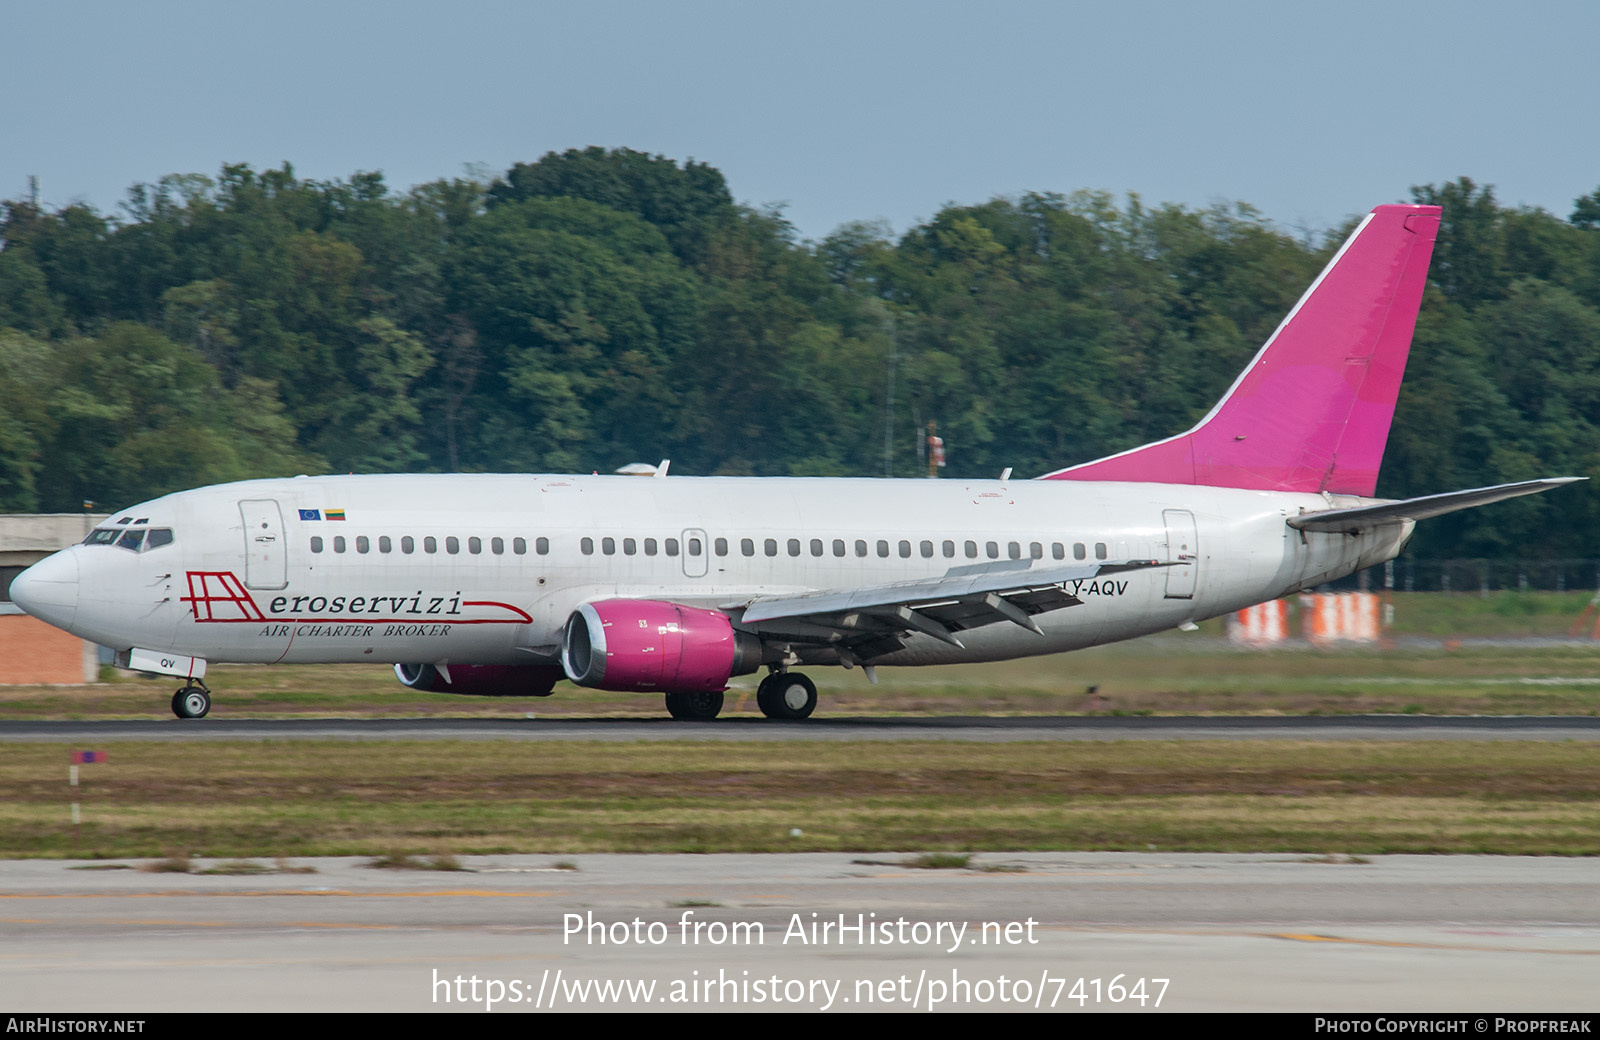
[727,558,1167,659]
[1286,478,1583,534]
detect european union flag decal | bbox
[299,509,321,521]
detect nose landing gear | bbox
[171,679,212,719]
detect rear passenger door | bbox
[1161,509,1198,600]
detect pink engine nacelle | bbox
[561,600,763,693]
[393,662,563,697]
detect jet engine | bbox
[561,600,762,692]
[393,662,563,697]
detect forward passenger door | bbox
[239,500,287,590]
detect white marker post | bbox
[69,751,106,854]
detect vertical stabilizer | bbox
[1041,204,1441,496]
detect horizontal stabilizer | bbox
[1286,478,1584,533]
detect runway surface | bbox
[5,714,1600,742]
[7,716,1596,1012]
[4,852,1598,1012]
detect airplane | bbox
[7,203,1580,721]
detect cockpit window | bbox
[85,525,174,551]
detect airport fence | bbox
[1328,559,1600,594]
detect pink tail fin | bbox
[1040,204,1441,496]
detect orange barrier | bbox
[1229,600,1289,646]
[1569,594,1600,640]
[1302,592,1380,646]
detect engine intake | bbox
[562,600,761,692]
[394,662,562,697]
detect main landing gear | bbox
[757,671,817,720]
[664,688,724,721]
[171,679,211,720]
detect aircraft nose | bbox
[9,551,80,631]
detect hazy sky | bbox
[5,0,1597,242]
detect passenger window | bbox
[581,537,594,555]
[764,538,777,557]
[809,538,823,557]
[688,537,702,556]
[356,535,370,554]
[645,538,658,556]
[877,540,889,558]
[666,538,680,556]
[920,540,934,558]
[602,537,615,555]
[379,536,392,553]
[447,536,460,555]
[425,536,437,554]
[469,536,482,554]
[942,540,955,558]
[1030,542,1043,559]
[402,536,415,554]
[1095,542,1108,560]
[742,538,755,557]
[715,537,728,556]
[623,538,637,556]
[311,536,324,553]
[833,539,846,557]
[334,536,347,553]
[536,537,549,555]
[146,529,174,550]
[1008,542,1021,560]
[513,537,526,555]
[787,538,801,557]
[1073,542,1086,560]
[1052,542,1064,560]
[116,530,145,552]
[491,537,504,555]
[986,541,999,559]
[855,539,868,557]
[965,540,977,558]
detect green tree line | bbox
[2,149,1598,558]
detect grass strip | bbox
[5,641,1600,719]
[4,739,1598,859]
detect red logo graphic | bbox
[181,571,265,621]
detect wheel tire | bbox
[757,672,816,720]
[664,689,724,721]
[171,687,210,719]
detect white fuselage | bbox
[39,473,1410,673]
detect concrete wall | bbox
[0,514,108,566]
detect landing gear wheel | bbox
[171,685,211,719]
[757,671,817,720]
[664,689,724,721]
